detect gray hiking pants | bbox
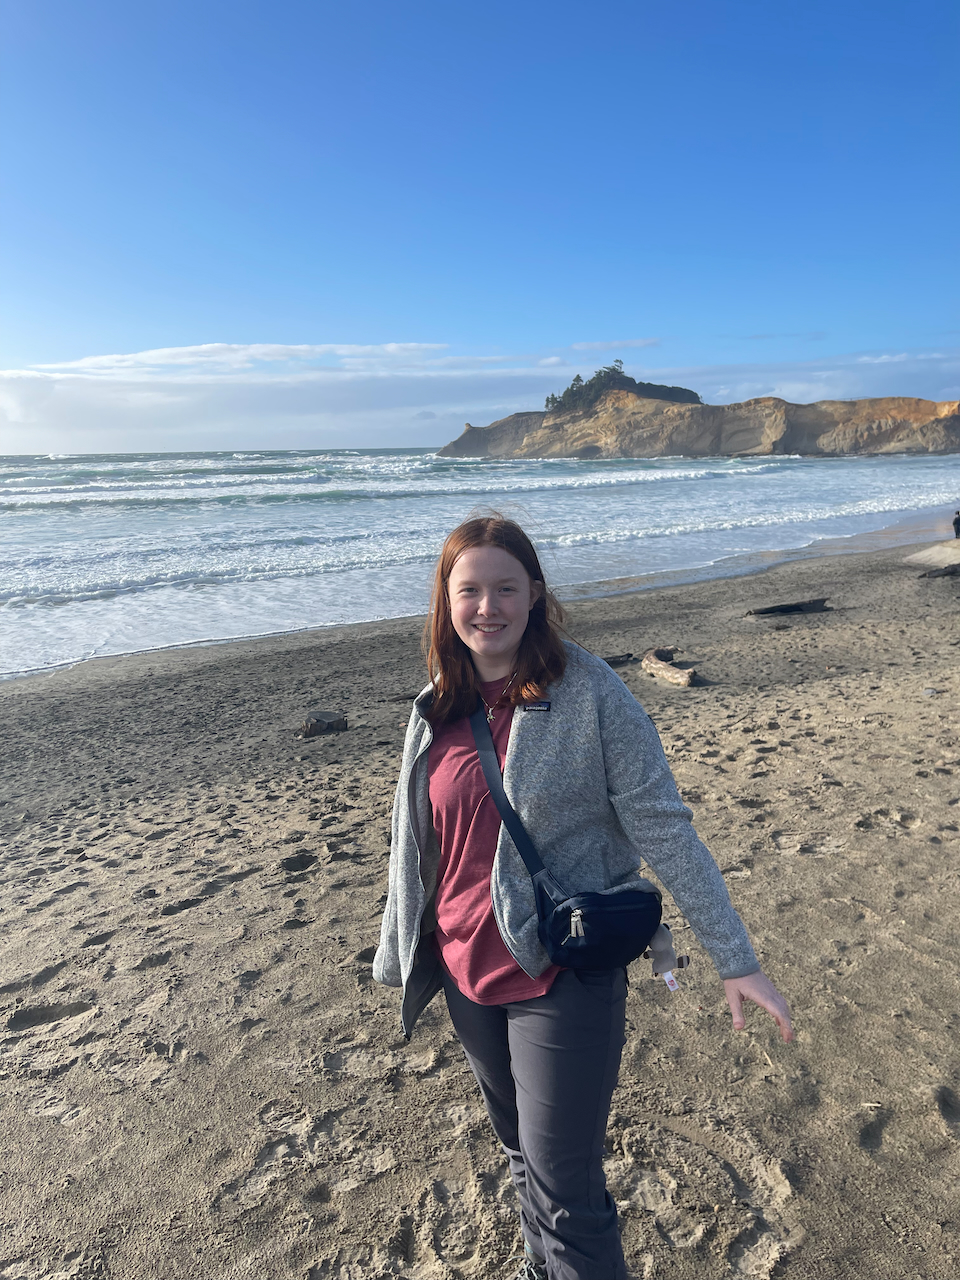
[441,966,628,1280]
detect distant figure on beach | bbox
[374,514,792,1280]
[953,510,960,538]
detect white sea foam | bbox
[2,448,958,677]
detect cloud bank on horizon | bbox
[1,341,958,455]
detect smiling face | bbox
[447,545,542,681]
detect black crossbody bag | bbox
[469,702,663,970]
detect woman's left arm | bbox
[594,662,793,1037]
[597,674,759,979]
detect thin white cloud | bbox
[32,342,450,378]
[25,342,553,383]
[407,354,522,370]
[570,339,660,351]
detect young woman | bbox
[374,516,792,1280]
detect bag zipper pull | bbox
[569,908,585,939]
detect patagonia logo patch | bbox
[523,700,551,712]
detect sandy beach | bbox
[2,542,959,1280]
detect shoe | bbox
[509,1259,547,1280]
[507,1246,548,1280]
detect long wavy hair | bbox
[424,515,568,724]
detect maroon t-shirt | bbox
[428,677,561,1005]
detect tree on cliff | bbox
[545,360,702,413]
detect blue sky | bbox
[1,0,957,452]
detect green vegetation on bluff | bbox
[544,360,702,414]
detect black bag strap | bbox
[468,701,545,880]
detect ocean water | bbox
[2,449,959,679]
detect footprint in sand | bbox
[335,1169,514,1277]
[236,968,262,991]
[79,930,115,948]
[935,1086,960,1127]
[0,1248,103,1279]
[131,950,172,971]
[278,852,318,874]
[427,1178,481,1265]
[0,961,69,996]
[606,1113,798,1277]
[218,1104,396,1209]
[28,1091,87,1126]
[857,1106,890,1152]
[159,897,203,916]
[305,1259,375,1280]
[194,864,263,896]
[320,1044,398,1075]
[6,1001,94,1033]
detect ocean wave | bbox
[0,546,442,606]
[0,463,899,510]
[544,491,960,549]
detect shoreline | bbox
[5,503,955,687]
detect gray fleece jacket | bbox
[373,642,758,1035]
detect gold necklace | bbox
[479,672,517,723]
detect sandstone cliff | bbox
[438,392,960,459]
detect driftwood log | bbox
[300,710,348,737]
[640,647,696,687]
[919,563,960,579]
[745,598,829,616]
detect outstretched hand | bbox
[723,971,793,1043]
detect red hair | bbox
[424,515,568,724]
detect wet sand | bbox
[2,543,959,1279]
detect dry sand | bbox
[2,544,959,1280]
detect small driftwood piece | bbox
[602,653,637,668]
[300,709,348,737]
[641,647,696,687]
[919,563,960,579]
[745,597,829,617]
